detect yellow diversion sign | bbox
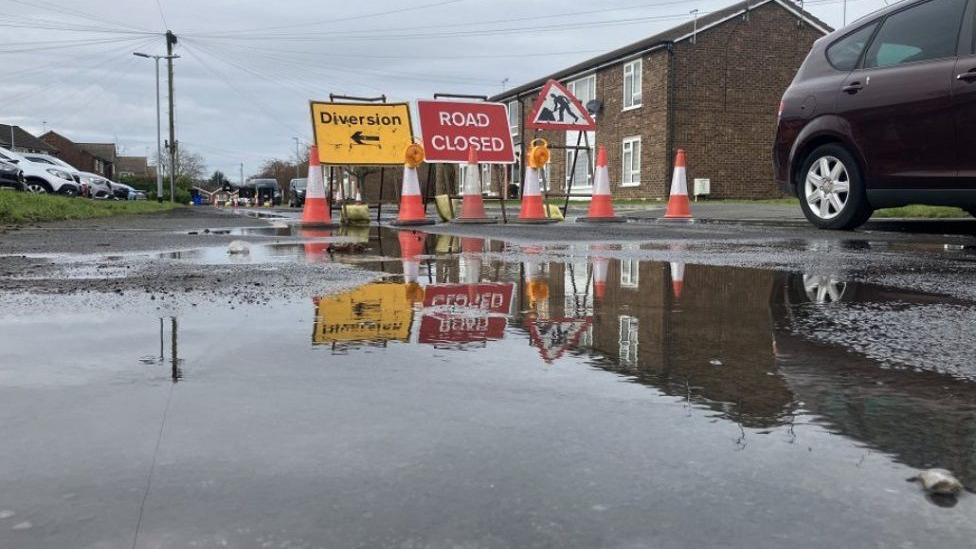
[310,101,414,166]
[313,283,413,344]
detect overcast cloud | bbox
[1,0,884,180]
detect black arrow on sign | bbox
[351,131,380,146]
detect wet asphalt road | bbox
[2,208,976,548]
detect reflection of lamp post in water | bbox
[156,316,182,382]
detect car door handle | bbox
[842,83,864,94]
[957,71,976,82]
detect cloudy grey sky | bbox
[2,0,886,180]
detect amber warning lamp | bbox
[528,138,550,169]
[404,143,425,168]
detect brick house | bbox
[490,0,830,200]
[40,132,116,178]
[115,156,149,178]
[0,124,57,154]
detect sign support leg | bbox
[565,131,583,217]
[377,168,385,224]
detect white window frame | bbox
[620,259,639,287]
[507,100,519,134]
[618,315,639,367]
[623,59,642,111]
[621,136,641,187]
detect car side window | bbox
[827,24,878,71]
[863,0,967,69]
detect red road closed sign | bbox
[417,100,516,164]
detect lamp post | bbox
[134,52,179,202]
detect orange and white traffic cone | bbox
[460,237,484,284]
[301,146,339,228]
[522,246,550,313]
[453,148,496,224]
[664,149,693,220]
[398,230,427,303]
[670,261,685,300]
[391,144,434,227]
[579,146,624,223]
[513,139,559,225]
[590,245,610,301]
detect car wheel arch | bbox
[23,177,53,193]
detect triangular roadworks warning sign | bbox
[526,79,596,131]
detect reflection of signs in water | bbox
[526,317,592,364]
[419,313,507,346]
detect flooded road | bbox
[2,226,975,548]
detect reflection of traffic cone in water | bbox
[670,261,685,300]
[460,237,484,284]
[301,228,332,263]
[398,230,426,303]
[515,139,560,225]
[454,149,496,224]
[301,146,339,228]
[590,245,610,301]
[664,149,693,220]
[579,146,624,223]
[392,144,434,227]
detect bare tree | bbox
[153,149,206,181]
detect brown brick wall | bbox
[498,2,823,200]
[671,3,822,198]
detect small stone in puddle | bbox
[0,510,14,519]
[227,241,250,255]
[709,359,722,367]
[908,469,963,496]
[11,521,31,530]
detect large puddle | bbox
[1,227,975,548]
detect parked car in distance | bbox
[289,178,307,207]
[0,146,80,196]
[77,172,114,199]
[110,182,147,200]
[246,178,282,206]
[21,153,83,184]
[774,0,976,229]
[0,159,25,191]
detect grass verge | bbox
[0,191,179,225]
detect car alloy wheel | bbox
[25,181,48,194]
[804,156,850,220]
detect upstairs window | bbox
[623,59,642,109]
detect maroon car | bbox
[774,0,976,229]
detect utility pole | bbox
[240,162,244,186]
[293,137,302,179]
[9,125,14,151]
[135,52,179,202]
[843,0,847,26]
[166,30,178,203]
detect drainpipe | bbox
[665,41,676,199]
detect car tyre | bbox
[61,186,79,198]
[797,144,872,230]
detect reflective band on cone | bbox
[392,145,434,227]
[454,149,496,224]
[664,149,693,220]
[301,145,339,228]
[579,146,624,223]
[460,237,484,284]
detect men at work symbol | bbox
[538,93,580,123]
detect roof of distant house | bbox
[0,124,57,152]
[116,156,148,173]
[491,0,832,101]
[77,143,117,163]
